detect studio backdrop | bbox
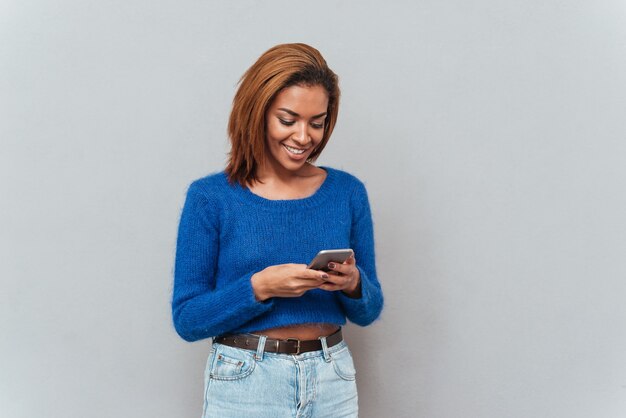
[1,1,625,417]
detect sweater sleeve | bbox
[337,180,384,325]
[171,182,273,342]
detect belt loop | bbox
[319,335,331,362]
[255,335,267,362]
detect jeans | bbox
[202,336,359,418]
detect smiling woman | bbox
[226,43,340,187]
[264,86,328,171]
[266,84,328,166]
[256,84,329,199]
[171,43,383,418]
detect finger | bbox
[318,282,343,291]
[344,255,356,265]
[327,261,353,275]
[319,272,350,286]
[304,268,331,281]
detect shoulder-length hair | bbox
[225,43,340,187]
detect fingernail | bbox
[321,273,329,279]
[328,262,335,269]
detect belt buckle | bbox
[286,338,301,354]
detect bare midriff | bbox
[251,323,340,340]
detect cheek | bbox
[266,122,289,141]
[312,130,325,143]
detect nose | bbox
[291,122,312,146]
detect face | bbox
[264,84,329,174]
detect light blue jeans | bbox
[202,336,359,417]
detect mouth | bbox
[282,144,309,156]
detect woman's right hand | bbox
[251,264,329,301]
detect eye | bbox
[311,120,325,129]
[279,118,295,126]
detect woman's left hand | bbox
[318,255,362,298]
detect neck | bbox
[256,161,314,185]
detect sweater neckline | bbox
[228,166,337,210]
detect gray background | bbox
[1,1,625,417]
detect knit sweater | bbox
[171,166,383,342]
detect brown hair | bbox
[225,43,340,186]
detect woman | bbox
[172,43,383,417]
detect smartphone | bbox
[307,249,354,271]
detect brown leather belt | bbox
[214,328,343,355]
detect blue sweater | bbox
[171,167,383,342]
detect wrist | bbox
[342,276,362,299]
[251,271,270,302]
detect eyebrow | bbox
[277,108,327,119]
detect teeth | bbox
[283,144,306,155]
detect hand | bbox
[318,255,361,298]
[251,264,329,301]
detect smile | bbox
[282,144,308,155]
